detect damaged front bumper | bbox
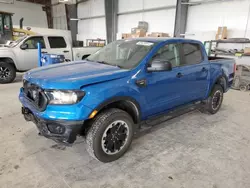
[21,107,84,144]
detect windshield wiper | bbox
[87,59,123,69]
[96,61,110,65]
[96,61,123,69]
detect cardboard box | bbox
[244,47,250,54]
[122,33,132,39]
[148,32,170,37]
[138,21,148,31]
[131,28,146,34]
[130,28,146,38]
[131,31,146,38]
[216,26,227,40]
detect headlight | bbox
[45,90,85,105]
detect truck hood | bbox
[24,61,131,89]
[0,47,11,50]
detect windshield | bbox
[87,40,156,69]
[8,36,27,47]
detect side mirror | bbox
[20,43,28,50]
[147,59,172,72]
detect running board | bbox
[135,101,202,135]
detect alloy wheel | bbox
[101,120,129,155]
[0,66,11,80]
[211,90,222,110]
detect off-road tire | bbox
[86,108,134,163]
[0,62,16,84]
[204,84,224,114]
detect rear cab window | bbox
[48,36,67,48]
[181,43,203,66]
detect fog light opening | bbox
[48,124,65,134]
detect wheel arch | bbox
[212,73,228,93]
[0,57,17,70]
[95,96,141,124]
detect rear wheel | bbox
[239,82,248,91]
[0,62,16,84]
[86,108,134,162]
[203,84,224,114]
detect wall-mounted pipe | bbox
[182,0,236,6]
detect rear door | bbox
[176,42,210,103]
[47,36,72,61]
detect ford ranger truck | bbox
[19,38,236,162]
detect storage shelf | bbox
[211,53,250,57]
[209,40,250,44]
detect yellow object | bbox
[89,110,98,119]
[235,53,242,57]
[12,28,36,41]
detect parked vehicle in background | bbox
[0,35,100,83]
[231,64,250,91]
[19,38,235,162]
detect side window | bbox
[48,37,67,48]
[182,43,203,66]
[0,14,3,33]
[152,43,181,67]
[3,14,11,30]
[23,37,45,49]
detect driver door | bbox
[17,36,46,70]
[141,42,185,117]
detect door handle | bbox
[41,51,47,54]
[63,50,69,53]
[176,72,183,78]
[202,67,208,72]
[135,79,147,87]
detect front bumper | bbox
[22,107,84,144]
[19,88,93,121]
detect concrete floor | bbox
[1,74,250,188]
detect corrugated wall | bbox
[0,0,47,28]
[77,0,106,45]
[186,0,250,41]
[117,0,177,35]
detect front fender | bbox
[0,49,18,69]
[81,77,146,119]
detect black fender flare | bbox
[95,96,141,123]
[212,73,228,93]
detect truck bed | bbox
[209,56,236,89]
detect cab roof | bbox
[125,37,202,44]
[0,11,14,15]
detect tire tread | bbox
[86,108,131,162]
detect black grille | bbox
[23,80,48,111]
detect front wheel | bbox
[86,108,134,162]
[0,62,16,84]
[204,84,224,114]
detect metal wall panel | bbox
[117,0,176,35]
[52,4,67,30]
[77,0,106,45]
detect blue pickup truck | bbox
[19,38,235,162]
